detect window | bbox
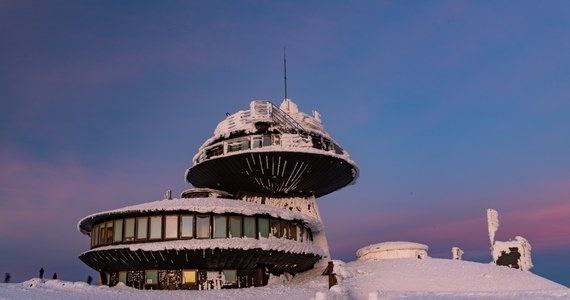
[243,216,256,238]
[124,218,135,242]
[214,215,227,238]
[119,271,127,284]
[136,217,148,240]
[252,136,262,148]
[290,223,297,241]
[99,223,107,245]
[181,215,194,238]
[149,216,162,240]
[258,218,269,238]
[270,219,281,238]
[182,270,197,285]
[145,270,158,285]
[113,219,123,243]
[92,226,99,247]
[164,215,178,239]
[298,225,304,242]
[223,270,237,284]
[280,221,289,239]
[106,221,114,244]
[229,216,242,238]
[272,134,281,145]
[196,215,210,238]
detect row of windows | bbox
[204,134,281,159]
[115,269,235,287]
[91,213,313,248]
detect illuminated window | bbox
[258,218,269,238]
[196,215,210,238]
[113,219,123,243]
[181,215,194,238]
[214,215,227,238]
[223,270,237,284]
[182,270,197,285]
[136,217,148,240]
[243,216,256,238]
[229,216,242,238]
[124,218,135,242]
[149,216,162,240]
[92,226,99,247]
[145,270,158,285]
[164,215,178,239]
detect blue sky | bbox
[1,1,569,286]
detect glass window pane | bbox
[183,270,196,284]
[145,270,158,285]
[258,218,269,238]
[229,216,242,238]
[114,219,123,243]
[136,217,148,240]
[119,271,127,284]
[99,223,107,245]
[214,215,227,238]
[181,215,194,238]
[243,216,256,238]
[106,221,114,244]
[281,221,289,239]
[124,218,135,241]
[223,270,236,284]
[290,223,297,241]
[196,215,210,238]
[93,226,99,247]
[270,219,281,238]
[149,216,162,240]
[299,225,304,242]
[165,215,178,239]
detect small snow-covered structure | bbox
[356,242,429,261]
[452,247,464,260]
[493,236,533,271]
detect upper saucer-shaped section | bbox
[187,99,359,198]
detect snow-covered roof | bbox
[356,241,429,261]
[77,198,323,235]
[80,237,324,257]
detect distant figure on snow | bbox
[87,275,93,285]
[52,273,57,280]
[39,268,44,279]
[4,273,10,283]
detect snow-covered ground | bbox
[1,257,567,300]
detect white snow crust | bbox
[2,258,567,300]
[78,197,323,234]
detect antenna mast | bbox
[283,47,288,100]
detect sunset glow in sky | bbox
[1,1,569,286]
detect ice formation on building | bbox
[487,208,533,271]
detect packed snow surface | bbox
[1,257,567,300]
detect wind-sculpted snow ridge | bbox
[2,257,567,299]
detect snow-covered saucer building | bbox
[77,99,359,290]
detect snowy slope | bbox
[1,257,567,300]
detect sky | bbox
[1,0,569,287]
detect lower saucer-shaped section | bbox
[79,239,321,289]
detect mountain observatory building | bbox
[77,99,358,290]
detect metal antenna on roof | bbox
[283,47,288,100]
